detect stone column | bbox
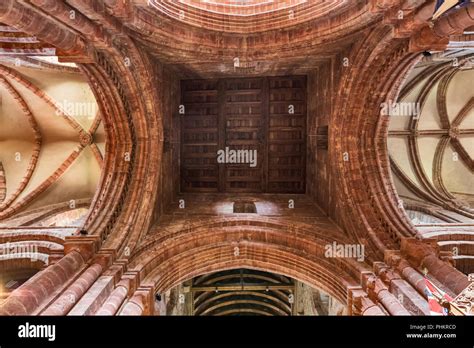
[0,251,84,315]
[118,287,154,316]
[363,272,410,315]
[41,263,103,315]
[374,261,429,315]
[400,238,470,296]
[96,278,131,315]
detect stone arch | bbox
[0,255,47,271]
[65,44,164,258]
[129,220,370,305]
[330,27,424,260]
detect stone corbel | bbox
[348,286,387,316]
[64,235,101,263]
[92,248,117,271]
[409,25,449,52]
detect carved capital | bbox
[409,26,449,52]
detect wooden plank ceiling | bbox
[181,75,306,193]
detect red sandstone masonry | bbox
[0,251,84,315]
[0,0,88,56]
[373,261,430,315]
[118,293,145,316]
[67,275,114,315]
[0,161,6,203]
[363,273,410,316]
[400,238,470,296]
[42,264,103,315]
[95,278,130,315]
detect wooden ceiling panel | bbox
[181,75,306,193]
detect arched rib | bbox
[0,75,42,211]
[0,146,84,220]
[0,63,88,139]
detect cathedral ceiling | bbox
[0,0,474,318]
[148,0,349,33]
[388,50,474,214]
[108,0,369,77]
[0,54,104,226]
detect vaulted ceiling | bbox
[148,0,348,33]
[389,50,474,216]
[110,0,370,77]
[0,55,104,227]
[388,49,474,274]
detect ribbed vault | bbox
[0,56,104,225]
[388,49,474,274]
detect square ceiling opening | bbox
[233,201,257,214]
